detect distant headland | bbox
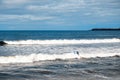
[91,28,120,31]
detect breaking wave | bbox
[0,52,119,64]
[0,53,79,64]
[5,38,120,45]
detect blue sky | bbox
[0,0,120,30]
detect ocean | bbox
[0,30,120,80]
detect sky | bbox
[0,0,120,30]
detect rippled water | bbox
[0,56,120,80]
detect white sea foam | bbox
[80,53,120,58]
[5,38,120,45]
[0,53,79,64]
[0,52,119,64]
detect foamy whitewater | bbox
[5,38,120,45]
[0,31,120,80]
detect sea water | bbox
[0,30,120,80]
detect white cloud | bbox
[27,0,86,13]
[26,0,119,17]
[1,0,30,8]
[2,0,29,5]
[0,14,54,21]
[0,0,119,26]
[84,13,92,16]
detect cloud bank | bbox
[0,0,120,30]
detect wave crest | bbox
[5,38,120,45]
[0,53,79,64]
[0,52,119,64]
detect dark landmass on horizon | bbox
[91,28,120,31]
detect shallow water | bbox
[0,56,120,80]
